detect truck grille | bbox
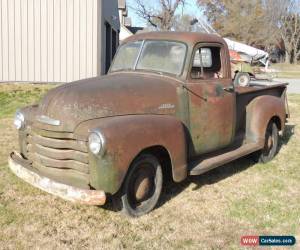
[25,128,90,189]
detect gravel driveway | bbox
[276,78,300,94]
[251,78,300,94]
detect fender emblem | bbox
[37,115,61,126]
[158,104,175,110]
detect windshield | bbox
[110,40,187,76]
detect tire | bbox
[119,154,163,217]
[252,122,279,163]
[234,72,251,87]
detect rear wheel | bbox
[234,72,251,87]
[120,154,163,217]
[253,122,279,163]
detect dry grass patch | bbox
[0,84,299,249]
[271,63,300,78]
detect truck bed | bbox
[235,80,288,137]
[235,80,288,95]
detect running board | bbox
[189,143,262,176]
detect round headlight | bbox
[88,132,105,155]
[14,111,25,130]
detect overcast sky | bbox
[126,0,201,27]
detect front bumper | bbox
[8,152,106,206]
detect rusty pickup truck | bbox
[9,32,289,217]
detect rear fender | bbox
[246,95,286,145]
[75,115,187,194]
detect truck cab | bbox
[9,32,288,217]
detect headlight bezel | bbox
[14,110,25,130]
[88,130,106,156]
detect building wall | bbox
[0,0,100,83]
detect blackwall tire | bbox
[252,122,279,163]
[120,154,163,217]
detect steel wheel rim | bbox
[262,125,277,158]
[127,163,156,209]
[239,75,248,86]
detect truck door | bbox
[185,43,236,157]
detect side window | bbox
[191,46,223,79]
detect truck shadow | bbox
[157,124,295,209]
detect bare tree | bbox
[132,0,186,31]
[198,0,300,63]
[277,0,300,63]
[264,0,300,63]
[197,0,279,47]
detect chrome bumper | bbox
[8,152,106,206]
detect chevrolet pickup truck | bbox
[9,32,289,217]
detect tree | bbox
[261,0,300,63]
[197,0,279,47]
[198,0,300,64]
[132,0,186,31]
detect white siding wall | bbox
[0,0,98,83]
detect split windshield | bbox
[110,40,187,76]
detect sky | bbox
[126,0,201,27]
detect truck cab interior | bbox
[191,47,223,79]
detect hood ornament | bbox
[36,115,61,126]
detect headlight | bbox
[14,111,25,130]
[88,131,105,155]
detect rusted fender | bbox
[246,95,286,145]
[75,115,188,194]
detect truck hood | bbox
[35,73,180,132]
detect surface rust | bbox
[10,31,289,202]
[9,152,106,205]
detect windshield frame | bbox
[109,39,188,77]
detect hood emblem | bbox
[37,115,61,126]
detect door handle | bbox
[223,86,235,93]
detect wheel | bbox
[234,72,251,87]
[252,122,279,163]
[119,154,163,217]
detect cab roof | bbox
[123,31,226,46]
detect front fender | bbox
[246,95,286,145]
[75,115,187,194]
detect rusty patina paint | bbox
[75,115,187,194]
[9,31,289,205]
[246,95,286,144]
[9,152,106,205]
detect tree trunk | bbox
[285,52,291,64]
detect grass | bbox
[271,63,300,79]
[0,83,54,119]
[0,84,299,249]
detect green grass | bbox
[0,84,299,249]
[275,72,300,78]
[0,84,54,118]
[271,63,300,78]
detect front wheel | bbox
[119,154,163,217]
[253,122,279,163]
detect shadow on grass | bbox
[104,125,295,214]
[160,124,295,205]
[279,124,295,148]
